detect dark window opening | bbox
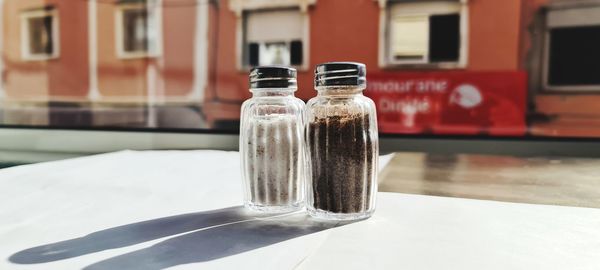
[28,15,54,55]
[123,9,149,53]
[429,13,460,63]
[248,42,259,66]
[548,26,600,86]
[290,40,303,65]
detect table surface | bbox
[379,152,600,208]
[1,150,599,270]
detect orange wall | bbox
[213,0,244,102]
[468,0,522,70]
[204,2,219,102]
[3,0,89,101]
[306,0,380,100]
[162,5,195,97]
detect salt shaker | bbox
[306,62,379,220]
[240,66,305,213]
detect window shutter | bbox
[248,42,259,66]
[290,40,303,65]
[429,14,460,62]
[389,15,429,62]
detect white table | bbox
[0,150,599,270]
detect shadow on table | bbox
[10,206,344,269]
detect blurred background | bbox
[0,0,599,155]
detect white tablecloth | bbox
[0,150,599,270]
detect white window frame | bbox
[542,4,600,92]
[242,9,304,68]
[378,0,468,69]
[20,9,60,61]
[229,0,316,71]
[115,2,163,59]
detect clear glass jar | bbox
[306,62,379,220]
[240,66,305,213]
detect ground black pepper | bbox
[308,113,374,214]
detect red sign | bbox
[366,71,527,136]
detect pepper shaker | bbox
[306,62,379,220]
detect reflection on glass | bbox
[1,0,208,129]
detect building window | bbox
[243,9,305,68]
[548,26,600,87]
[383,1,465,68]
[544,5,600,90]
[20,9,59,61]
[116,3,161,59]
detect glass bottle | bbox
[306,62,379,220]
[240,66,305,213]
